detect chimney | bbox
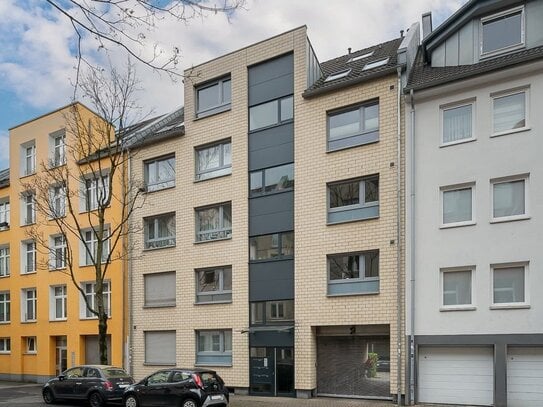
[348,47,352,55]
[422,12,433,39]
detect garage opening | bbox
[84,335,111,365]
[316,325,391,399]
[507,346,543,407]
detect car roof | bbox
[153,367,217,374]
[70,365,126,370]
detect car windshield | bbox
[103,368,130,378]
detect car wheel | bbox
[88,391,105,407]
[42,388,56,404]
[124,394,139,407]
[181,398,199,407]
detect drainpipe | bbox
[126,148,134,377]
[396,67,402,407]
[408,89,416,405]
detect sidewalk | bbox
[230,394,396,407]
[0,381,40,389]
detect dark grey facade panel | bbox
[248,123,294,171]
[248,53,294,106]
[249,192,294,236]
[249,260,294,301]
[249,330,294,347]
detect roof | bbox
[303,37,403,98]
[122,107,184,149]
[406,44,543,92]
[0,168,9,188]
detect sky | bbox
[0,0,468,170]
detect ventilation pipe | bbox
[422,12,433,39]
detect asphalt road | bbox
[0,384,399,407]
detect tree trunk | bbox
[98,309,109,364]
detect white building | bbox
[406,0,543,406]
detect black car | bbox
[123,368,229,407]
[42,365,134,407]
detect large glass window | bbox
[196,267,232,303]
[50,184,66,218]
[493,265,526,305]
[442,103,473,144]
[21,191,36,225]
[481,7,524,56]
[492,90,527,135]
[144,272,176,307]
[0,246,9,277]
[50,131,66,167]
[81,281,111,318]
[195,203,232,242]
[50,235,66,270]
[83,174,110,211]
[196,330,232,366]
[492,177,527,220]
[249,232,294,261]
[441,185,474,226]
[0,292,9,323]
[144,331,176,365]
[250,300,294,325]
[250,163,294,196]
[144,213,176,249]
[328,176,379,223]
[82,228,110,265]
[144,155,175,192]
[22,288,37,322]
[51,285,67,320]
[196,76,231,118]
[328,102,379,150]
[195,140,232,181]
[21,142,36,176]
[249,95,293,131]
[22,240,36,274]
[442,269,472,307]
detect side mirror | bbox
[58,375,66,381]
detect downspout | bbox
[408,88,416,405]
[396,67,402,406]
[126,148,134,377]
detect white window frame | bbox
[440,100,476,147]
[21,191,36,225]
[480,5,525,58]
[0,199,9,226]
[490,174,529,223]
[440,183,476,228]
[0,292,9,323]
[490,262,529,309]
[20,141,36,177]
[50,285,67,321]
[0,338,10,353]
[440,267,476,311]
[26,336,37,354]
[195,203,232,243]
[21,288,37,322]
[80,227,110,266]
[21,240,36,274]
[0,245,9,277]
[50,184,66,218]
[362,58,389,71]
[50,130,66,167]
[348,51,374,63]
[80,281,111,319]
[324,69,351,82]
[491,87,529,137]
[82,173,110,212]
[50,235,67,270]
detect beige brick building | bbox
[127,25,415,401]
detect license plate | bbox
[118,384,129,388]
[210,395,223,400]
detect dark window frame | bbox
[249,231,294,262]
[195,266,232,304]
[195,202,232,243]
[249,163,294,197]
[194,139,232,182]
[327,100,379,151]
[249,95,294,132]
[195,76,232,118]
[144,154,176,192]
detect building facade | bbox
[406,0,543,406]
[0,103,128,382]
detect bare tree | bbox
[23,62,145,364]
[44,0,246,79]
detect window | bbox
[144,155,175,192]
[196,267,232,303]
[481,6,524,57]
[83,173,110,211]
[20,141,36,176]
[348,51,373,63]
[492,90,527,135]
[50,130,66,167]
[0,292,9,323]
[441,184,474,227]
[195,140,232,181]
[441,102,474,145]
[80,281,111,319]
[324,69,351,82]
[50,235,66,270]
[81,228,110,265]
[196,330,232,366]
[328,176,379,223]
[0,338,9,353]
[144,331,176,365]
[441,269,473,309]
[328,102,379,151]
[22,240,36,274]
[196,76,231,118]
[50,184,66,218]
[492,263,527,307]
[22,288,37,322]
[0,199,9,227]
[491,176,528,221]
[328,251,379,295]
[144,213,175,249]
[144,272,176,307]
[250,164,294,196]
[26,336,37,353]
[249,95,293,131]
[21,191,35,225]
[249,232,294,261]
[50,285,67,320]
[0,246,9,277]
[195,203,232,242]
[250,300,294,325]
[363,58,389,70]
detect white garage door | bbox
[507,347,543,407]
[418,346,494,406]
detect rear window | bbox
[200,372,220,385]
[103,368,130,378]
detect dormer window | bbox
[324,69,351,82]
[481,6,524,57]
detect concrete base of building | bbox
[296,389,316,399]
[0,373,50,384]
[232,387,249,395]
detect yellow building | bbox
[0,102,128,382]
